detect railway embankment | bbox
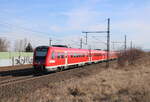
[0,60,109,101]
[0,49,150,102]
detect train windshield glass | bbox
[35,48,48,57]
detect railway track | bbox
[0,66,87,87]
[0,73,49,87]
[0,60,115,87]
[0,76,34,87]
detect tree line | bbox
[0,38,33,52]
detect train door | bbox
[88,49,92,62]
[65,51,68,66]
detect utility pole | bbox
[85,32,88,45]
[124,35,127,51]
[130,41,133,49]
[49,38,52,46]
[80,38,82,49]
[82,18,110,68]
[106,18,110,68]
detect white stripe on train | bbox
[45,59,107,71]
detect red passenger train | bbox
[33,45,117,72]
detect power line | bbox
[92,35,107,38]
[0,22,56,37]
[111,41,123,51]
[111,35,127,51]
[49,38,52,46]
[91,36,107,45]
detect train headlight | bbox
[49,60,55,63]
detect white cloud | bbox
[49,25,63,32]
[112,19,150,49]
[64,9,102,31]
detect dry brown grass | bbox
[1,52,150,102]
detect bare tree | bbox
[14,38,28,52]
[25,42,33,52]
[0,38,9,52]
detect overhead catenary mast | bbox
[82,18,110,68]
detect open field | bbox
[0,51,150,102]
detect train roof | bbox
[35,45,108,53]
[50,46,107,53]
[36,46,49,49]
[52,45,68,48]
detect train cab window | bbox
[35,48,48,57]
[51,51,55,59]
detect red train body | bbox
[33,46,117,72]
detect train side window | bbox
[60,53,65,58]
[77,54,79,57]
[74,53,76,57]
[61,55,64,58]
[78,54,80,57]
[83,54,85,57]
[57,53,60,59]
[71,53,73,58]
[51,51,55,59]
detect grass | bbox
[16,63,150,102]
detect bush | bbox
[117,48,145,67]
[25,43,33,52]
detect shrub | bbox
[117,48,145,67]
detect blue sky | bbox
[0,0,150,50]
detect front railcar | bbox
[33,46,49,72]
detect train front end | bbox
[33,46,49,72]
